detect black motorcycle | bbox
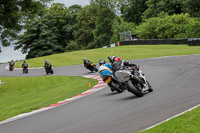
[44,64,53,75]
[103,74,125,93]
[85,62,98,72]
[9,63,14,71]
[22,66,28,74]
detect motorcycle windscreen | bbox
[115,70,131,82]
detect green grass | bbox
[0,76,97,121]
[140,106,200,133]
[15,45,200,68]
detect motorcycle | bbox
[22,66,28,74]
[103,74,124,93]
[115,66,153,97]
[85,62,98,72]
[44,64,54,75]
[9,63,14,71]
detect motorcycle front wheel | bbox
[127,80,144,97]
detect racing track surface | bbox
[0,55,200,133]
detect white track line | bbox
[142,104,200,132]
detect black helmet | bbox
[99,59,106,66]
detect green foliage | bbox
[73,5,97,50]
[0,0,52,46]
[93,6,116,48]
[120,0,148,24]
[65,40,80,52]
[141,106,200,133]
[15,3,80,59]
[183,0,200,17]
[110,17,137,43]
[90,0,117,11]
[137,13,200,39]
[143,0,184,19]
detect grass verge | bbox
[140,106,200,133]
[0,76,97,121]
[15,45,200,68]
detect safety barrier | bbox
[113,38,200,46]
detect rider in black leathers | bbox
[22,61,28,69]
[9,60,15,71]
[44,60,52,69]
[22,61,28,73]
[9,60,15,67]
[83,58,92,69]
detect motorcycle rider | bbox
[108,56,118,65]
[9,60,15,67]
[44,60,52,69]
[9,60,15,71]
[98,59,113,78]
[83,58,92,69]
[98,59,119,92]
[22,61,28,69]
[111,56,138,73]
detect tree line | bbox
[0,0,200,58]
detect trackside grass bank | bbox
[0,76,97,121]
[140,106,200,133]
[15,45,200,68]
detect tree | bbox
[183,0,200,17]
[120,0,148,24]
[0,0,52,47]
[143,0,184,19]
[137,13,200,39]
[66,5,97,51]
[15,3,76,59]
[91,0,116,48]
[110,17,137,43]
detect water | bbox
[0,43,26,63]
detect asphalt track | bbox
[0,55,200,133]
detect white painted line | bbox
[142,104,200,132]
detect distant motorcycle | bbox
[115,66,153,97]
[44,64,53,75]
[103,74,124,93]
[22,66,28,74]
[9,63,14,71]
[85,62,98,72]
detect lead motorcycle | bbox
[9,64,14,71]
[115,66,153,97]
[22,65,28,74]
[44,64,54,75]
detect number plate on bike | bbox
[91,63,94,66]
[105,77,112,84]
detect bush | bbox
[137,13,200,39]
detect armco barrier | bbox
[103,38,200,48]
[188,38,200,46]
[119,39,189,46]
